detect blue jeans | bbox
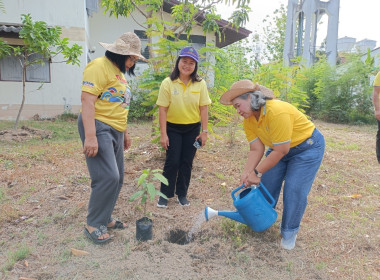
[261,128,325,240]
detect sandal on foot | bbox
[84,227,112,244]
[107,219,127,230]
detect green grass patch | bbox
[0,187,4,202]
[59,248,72,263]
[325,138,360,151]
[215,172,225,180]
[325,213,335,221]
[2,159,14,170]
[0,119,79,142]
[220,218,250,247]
[316,262,327,270]
[2,244,32,272]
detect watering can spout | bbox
[205,206,247,225]
[205,183,277,232]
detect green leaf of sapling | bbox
[147,183,156,201]
[156,191,168,200]
[137,173,148,186]
[129,190,144,202]
[153,173,168,185]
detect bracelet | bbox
[202,129,208,133]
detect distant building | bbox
[355,39,377,53]
[337,36,356,52]
[338,37,377,53]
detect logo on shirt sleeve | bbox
[83,81,94,88]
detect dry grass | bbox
[0,120,379,280]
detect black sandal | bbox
[107,219,127,230]
[84,227,112,244]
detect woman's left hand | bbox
[196,131,208,147]
[124,131,131,150]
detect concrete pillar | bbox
[283,0,340,66]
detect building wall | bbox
[88,5,216,85]
[0,0,88,120]
[0,1,219,120]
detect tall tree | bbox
[261,4,287,62]
[0,14,82,129]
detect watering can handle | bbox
[231,183,276,207]
[258,182,276,207]
[231,184,246,201]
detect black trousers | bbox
[377,120,380,163]
[160,122,200,198]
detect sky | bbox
[218,0,380,49]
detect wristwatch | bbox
[254,168,262,178]
[202,129,208,133]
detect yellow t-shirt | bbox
[374,72,380,107]
[81,56,130,132]
[156,77,212,124]
[243,100,315,148]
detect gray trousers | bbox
[78,114,124,230]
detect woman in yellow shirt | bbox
[156,46,211,208]
[79,32,147,244]
[220,80,325,250]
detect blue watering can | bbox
[205,182,277,232]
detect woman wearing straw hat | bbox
[78,32,147,244]
[156,46,211,208]
[220,80,325,250]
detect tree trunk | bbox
[14,64,26,129]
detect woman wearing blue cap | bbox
[156,46,212,208]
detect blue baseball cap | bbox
[179,46,199,62]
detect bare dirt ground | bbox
[0,120,379,280]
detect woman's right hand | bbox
[160,134,169,150]
[240,172,249,187]
[83,136,98,157]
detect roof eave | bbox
[163,0,251,48]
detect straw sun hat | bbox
[219,80,275,105]
[99,32,148,62]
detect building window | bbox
[178,34,206,49]
[134,30,149,62]
[0,49,51,82]
[133,31,206,62]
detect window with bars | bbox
[0,48,50,82]
[134,30,149,62]
[134,30,207,62]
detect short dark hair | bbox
[169,56,202,82]
[105,50,135,76]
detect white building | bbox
[0,0,251,120]
[338,37,377,54]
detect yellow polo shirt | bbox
[374,72,380,107]
[243,100,315,148]
[81,56,130,132]
[156,77,212,124]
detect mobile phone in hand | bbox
[193,138,202,149]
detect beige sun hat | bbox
[219,80,275,105]
[99,32,148,62]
